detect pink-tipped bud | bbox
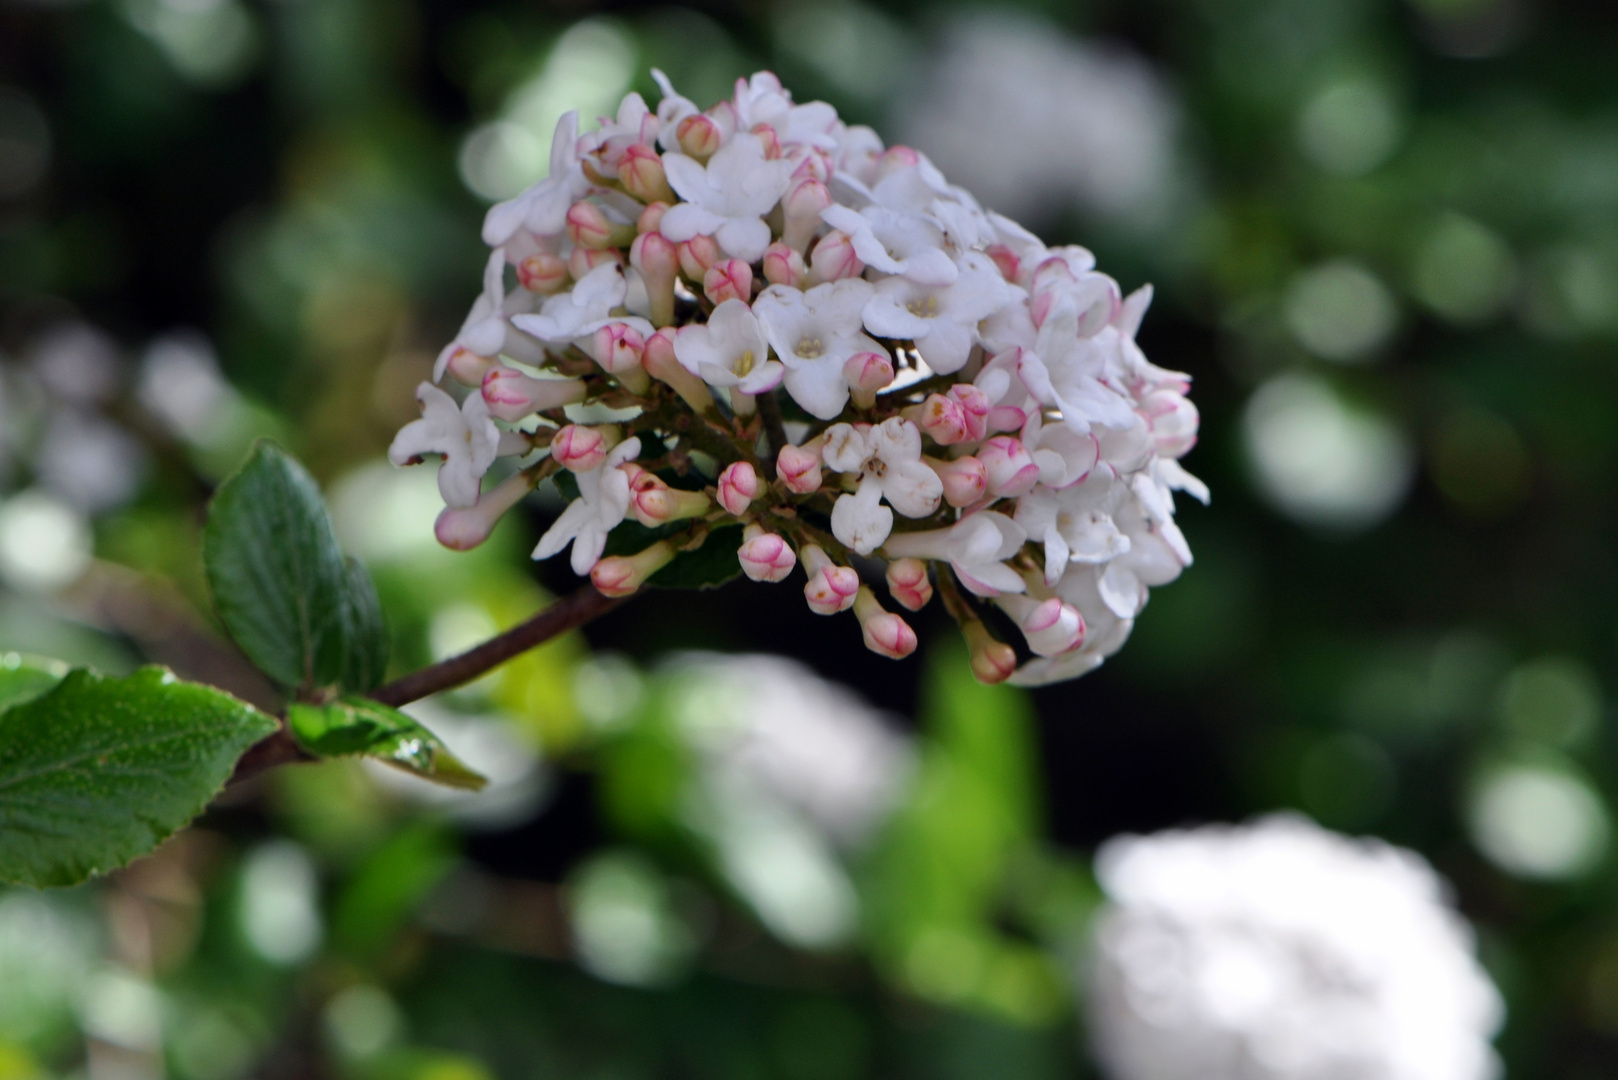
[716,461,760,516]
[886,557,933,611]
[642,327,715,412]
[551,424,612,472]
[964,620,1017,685]
[637,201,669,234]
[925,454,987,508]
[629,471,711,526]
[737,524,796,583]
[569,246,621,281]
[444,345,495,388]
[434,473,532,551]
[979,435,1040,497]
[776,443,823,494]
[1139,389,1200,458]
[808,230,862,284]
[676,114,722,159]
[703,259,753,306]
[853,587,917,660]
[750,122,783,160]
[802,545,859,615]
[986,244,1021,283]
[947,384,991,443]
[481,366,588,422]
[631,231,680,328]
[677,235,722,281]
[566,200,614,249]
[782,177,831,253]
[841,350,894,409]
[592,541,676,598]
[875,145,922,180]
[620,144,676,204]
[516,253,567,294]
[913,394,970,446]
[1017,596,1086,657]
[762,242,808,288]
[589,322,646,375]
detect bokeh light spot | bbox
[1284,260,1399,363]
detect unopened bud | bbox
[782,177,830,252]
[947,384,991,443]
[569,246,621,281]
[716,461,760,516]
[592,540,676,597]
[444,345,495,388]
[516,253,568,294]
[434,473,533,551]
[620,144,676,204]
[482,367,588,422]
[642,327,715,413]
[551,424,615,472]
[629,471,711,526]
[631,231,679,328]
[979,435,1040,497]
[924,454,987,508]
[762,242,808,288]
[963,618,1017,685]
[637,201,669,234]
[1001,595,1085,657]
[750,122,782,160]
[985,244,1021,284]
[1139,389,1200,458]
[566,200,614,249]
[678,235,722,281]
[703,259,753,306]
[802,545,859,615]
[676,114,722,160]
[776,442,823,494]
[738,524,796,583]
[808,230,862,284]
[853,586,917,659]
[842,350,894,409]
[874,145,922,181]
[912,394,970,445]
[886,557,933,611]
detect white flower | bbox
[1022,409,1100,488]
[1014,471,1130,585]
[388,382,501,509]
[860,252,1021,375]
[818,204,957,286]
[578,92,657,178]
[660,133,796,263]
[821,418,942,555]
[1094,501,1189,619]
[482,111,591,247]
[753,280,880,420]
[511,262,643,344]
[433,250,511,380]
[1018,300,1138,433]
[1009,562,1133,685]
[880,511,1027,596]
[1087,815,1504,1080]
[532,437,642,575]
[673,300,783,395]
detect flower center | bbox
[795,336,823,359]
[735,350,755,376]
[864,456,886,479]
[906,296,940,318]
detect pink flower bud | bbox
[842,351,894,409]
[979,435,1040,497]
[551,424,611,472]
[924,454,987,508]
[963,620,1017,685]
[1139,389,1200,458]
[677,235,722,281]
[986,244,1021,283]
[782,177,831,253]
[516,253,567,293]
[434,473,533,551]
[737,524,796,583]
[444,345,495,388]
[641,327,714,412]
[481,366,588,422]
[801,545,859,615]
[676,114,722,159]
[886,557,933,611]
[702,259,753,306]
[853,587,917,660]
[620,144,676,204]
[762,242,808,288]
[913,394,970,445]
[808,230,862,284]
[566,200,614,249]
[750,122,783,159]
[630,232,680,329]
[629,470,711,526]
[1018,597,1085,657]
[592,541,676,598]
[589,322,646,375]
[776,442,823,494]
[637,201,669,234]
[947,383,991,442]
[569,246,621,281]
[716,461,760,516]
[875,145,921,181]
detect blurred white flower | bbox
[1087,815,1503,1080]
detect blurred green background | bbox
[3,0,1618,1075]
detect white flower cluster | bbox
[389,71,1205,685]
[1086,815,1504,1080]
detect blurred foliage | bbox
[2,0,1618,1075]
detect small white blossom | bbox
[880,511,1027,596]
[674,299,782,395]
[753,280,880,420]
[660,133,796,263]
[482,111,591,247]
[388,382,501,509]
[532,437,642,575]
[860,252,1022,375]
[1014,471,1130,585]
[818,204,957,286]
[511,262,645,344]
[821,418,942,555]
[433,250,511,381]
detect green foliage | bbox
[288,697,487,791]
[649,525,745,590]
[333,822,459,962]
[0,667,277,888]
[203,441,388,694]
[0,655,67,713]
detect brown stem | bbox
[755,389,787,480]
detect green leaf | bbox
[203,441,389,693]
[0,667,278,888]
[647,525,745,590]
[288,697,487,791]
[0,654,68,712]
